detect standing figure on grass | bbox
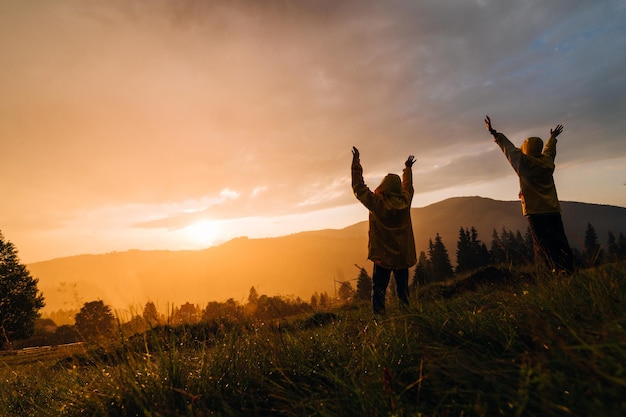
[485,115,574,274]
[351,146,417,315]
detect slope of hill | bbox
[28,197,626,313]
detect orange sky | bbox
[1,1,625,263]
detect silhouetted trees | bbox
[456,227,490,274]
[143,301,161,325]
[412,251,428,288]
[489,227,533,267]
[202,298,243,322]
[13,219,625,351]
[53,324,81,345]
[428,234,454,281]
[245,286,260,316]
[0,231,45,349]
[319,292,330,308]
[247,286,259,305]
[584,223,603,267]
[489,229,507,266]
[337,281,355,302]
[47,309,79,326]
[75,300,115,342]
[251,295,311,320]
[607,231,626,262]
[416,226,536,284]
[354,267,372,302]
[202,301,223,322]
[173,302,201,325]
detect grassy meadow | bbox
[2,263,626,417]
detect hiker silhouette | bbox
[351,147,417,314]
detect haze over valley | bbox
[28,197,626,315]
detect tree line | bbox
[413,223,626,285]
[1,223,626,349]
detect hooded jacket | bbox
[352,160,417,269]
[494,133,561,216]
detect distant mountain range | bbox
[28,197,626,314]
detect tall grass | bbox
[1,263,625,416]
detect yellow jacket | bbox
[495,133,561,216]
[352,161,417,269]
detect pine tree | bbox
[523,228,535,264]
[319,292,330,308]
[337,281,355,302]
[355,267,372,302]
[584,223,603,266]
[456,227,490,274]
[455,227,472,274]
[0,231,45,348]
[428,234,454,281]
[605,231,625,262]
[513,230,528,265]
[469,227,490,268]
[489,228,507,266]
[142,301,160,325]
[412,251,429,288]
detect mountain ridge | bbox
[27,196,626,313]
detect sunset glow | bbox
[1,1,624,263]
[181,220,222,248]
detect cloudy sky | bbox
[1,0,625,263]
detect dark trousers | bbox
[527,213,574,273]
[372,264,409,315]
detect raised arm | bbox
[543,124,563,160]
[485,115,524,174]
[485,115,498,137]
[403,155,415,197]
[351,146,364,190]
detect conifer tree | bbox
[455,227,472,274]
[607,231,626,261]
[470,227,491,269]
[584,223,603,266]
[143,301,160,325]
[412,251,429,288]
[523,228,535,264]
[428,234,454,281]
[456,227,490,274]
[337,281,354,302]
[513,230,528,265]
[319,292,330,308]
[489,228,507,266]
[355,267,372,302]
[0,231,45,348]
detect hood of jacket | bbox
[375,174,409,210]
[521,137,543,157]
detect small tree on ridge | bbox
[0,231,45,348]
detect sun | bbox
[181,219,221,247]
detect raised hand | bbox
[352,146,360,161]
[550,124,564,138]
[485,115,496,134]
[405,155,415,168]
